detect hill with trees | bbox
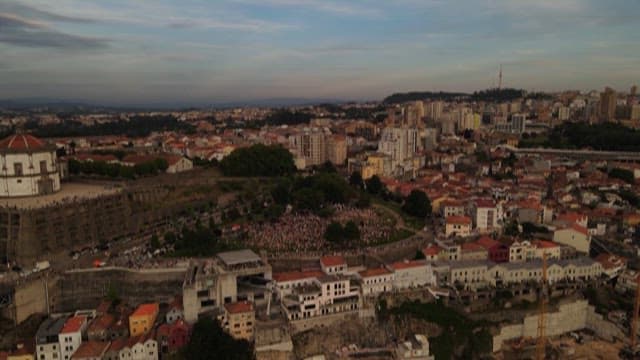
[219,144,296,177]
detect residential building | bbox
[357,267,393,297]
[509,240,537,263]
[272,270,325,299]
[600,87,617,122]
[460,242,488,261]
[320,255,347,275]
[476,236,509,263]
[165,296,184,325]
[129,303,159,337]
[156,319,191,355]
[59,316,87,360]
[595,253,627,279]
[222,301,255,341]
[441,200,466,218]
[473,200,500,232]
[449,261,488,290]
[35,318,66,360]
[281,275,360,321]
[327,134,347,165]
[445,216,472,237]
[389,260,433,290]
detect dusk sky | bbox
[1,0,639,106]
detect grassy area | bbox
[390,300,493,359]
[371,228,415,246]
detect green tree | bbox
[402,190,432,218]
[349,171,364,189]
[293,188,324,212]
[220,144,296,177]
[365,175,384,195]
[149,234,160,250]
[343,221,361,241]
[503,220,519,236]
[324,222,344,243]
[271,179,292,205]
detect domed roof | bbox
[0,133,47,151]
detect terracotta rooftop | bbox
[423,244,442,256]
[390,260,427,270]
[446,216,472,225]
[475,236,500,249]
[0,133,46,151]
[61,316,87,334]
[320,255,346,267]
[358,267,392,278]
[595,253,627,270]
[224,301,254,314]
[131,303,159,318]
[71,341,110,359]
[475,199,496,208]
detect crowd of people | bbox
[244,205,396,256]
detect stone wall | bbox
[54,267,186,312]
[492,299,625,352]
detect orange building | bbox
[222,301,255,341]
[129,303,159,337]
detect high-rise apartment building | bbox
[378,127,420,171]
[327,134,347,165]
[427,101,443,121]
[290,128,327,168]
[600,87,617,122]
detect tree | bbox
[343,221,361,241]
[271,179,292,205]
[402,190,432,218]
[293,188,324,212]
[220,144,296,177]
[324,222,344,243]
[182,318,254,360]
[503,220,519,236]
[349,171,364,189]
[365,175,384,195]
[149,234,160,250]
[414,250,426,260]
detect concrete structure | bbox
[395,334,435,360]
[473,200,500,232]
[378,127,420,174]
[0,133,61,198]
[221,301,255,341]
[129,303,159,337]
[600,87,617,122]
[182,249,271,323]
[281,274,359,321]
[449,261,488,289]
[493,299,624,352]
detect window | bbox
[14,162,23,176]
[40,160,47,174]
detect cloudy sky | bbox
[0,0,638,105]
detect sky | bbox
[0,0,639,106]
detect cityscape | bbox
[1,1,640,360]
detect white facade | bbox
[60,329,84,360]
[390,260,433,290]
[166,157,193,173]
[0,134,60,197]
[358,268,393,297]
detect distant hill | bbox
[383,88,551,104]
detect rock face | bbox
[492,299,625,352]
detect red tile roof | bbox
[569,223,589,236]
[475,199,496,208]
[88,314,115,333]
[224,301,254,314]
[131,303,159,318]
[461,242,485,252]
[320,255,346,267]
[273,270,324,283]
[0,133,46,151]
[475,236,500,249]
[390,260,426,270]
[423,244,442,256]
[358,267,392,278]
[61,316,87,334]
[71,341,110,359]
[595,253,627,269]
[446,216,471,225]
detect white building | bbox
[389,260,433,290]
[0,133,61,197]
[378,127,420,173]
[473,200,500,232]
[36,317,67,360]
[59,316,88,360]
[320,256,347,275]
[357,267,393,297]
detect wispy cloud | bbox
[234,0,382,17]
[0,12,109,49]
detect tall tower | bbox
[498,64,503,90]
[600,87,617,122]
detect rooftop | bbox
[224,301,254,314]
[70,341,110,359]
[358,267,392,278]
[273,270,324,283]
[390,259,427,270]
[320,255,346,267]
[131,303,159,318]
[61,315,87,334]
[216,249,261,267]
[0,133,48,151]
[36,317,67,340]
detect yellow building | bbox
[129,303,159,337]
[362,153,390,179]
[222,301,255,341]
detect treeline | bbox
[219,144,296,177]
[25,115,194,138]
[545,122,640,151]
[68,158,168,178]
[264,109,312,126]
[383,88,551,104]
[180,317,254,360]
[165,224,237,257]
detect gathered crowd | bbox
[244,205,396,255]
